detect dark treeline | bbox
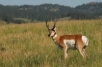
[0,2,102,24]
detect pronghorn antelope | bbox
[46,21,89,59]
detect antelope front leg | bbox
[63,47,68,59]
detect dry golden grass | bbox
[0,19,102,67]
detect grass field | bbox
[0,19,102,67]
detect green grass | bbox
[0,19,102,67]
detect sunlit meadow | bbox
[0,19,102,67]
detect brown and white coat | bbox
[46,21,89,59]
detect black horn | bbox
[52,20,57,30]
[45,21,49,29]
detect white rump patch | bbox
[82,36,89,46]
[64,40,75,49]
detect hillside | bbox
[0,4,73,22]
[75,2,102,19]
[0,2,102,23]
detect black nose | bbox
[48,34,50,37]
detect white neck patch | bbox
[53,34,57,39]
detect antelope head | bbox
[46,21,57,37]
